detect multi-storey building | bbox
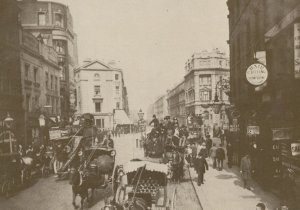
[0,0,23,141]
[184,49,230,135]
[75,60,130,130]
[20,30,60,146]
[227,0,300,196]
[18,0,78,119]
[167,81,186,126]
[152,94,169,121]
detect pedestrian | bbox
[256,203,266,210]
[240,153,252,190]
[199,142,208,158]
[216,144,225,171]
[194,153,208,186]
[205,135,212,153]
[149,114,159,128]
[209,143,217,168]
[226,142,233,168]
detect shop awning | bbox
[114,109,132,125]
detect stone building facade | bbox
[167,81,186,126]
[184,49,230,135]
[18,0,78,119]
[20,30,60,146]
[75,60,129,130]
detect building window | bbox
[115,74,119,80]
[54,40,64,53]
[34,67,38,83]
[116,102,120,109]
[25,64,30,79]
[55,76,58,91]
[38,12,46,25]
[116,86,119,95]
[96,119,101,127]
[94,86,101,95]
[50,75,53,90]
[45,72,48,89]
[94,73,100,80]
[199,90,211,101]
[199,75,211,86]
[95,102,101,112]
[26,94,31,111]
[54,13,63,27]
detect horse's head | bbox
[69,168,82,186]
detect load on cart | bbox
[105,159,175,210]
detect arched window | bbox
[94,73,100,80]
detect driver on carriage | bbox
[101,134,114,148]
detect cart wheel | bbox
[1,180,13,198]
[53,159,62,174]
[124,197,147,210]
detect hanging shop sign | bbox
[246,63,268,86]
[294,23,300,79]
[247,126,260,136]
[272,128,293,141]
[291,142,300,156]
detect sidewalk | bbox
[189,164,280,210]
[188,138,280,210]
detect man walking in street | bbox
[216,144,225,171]
[209,143,217,169]
[149,114,159,128]
[240,153,252,190]
[226,142,233,168]
[194,153,208,186]
[205,135,212,153]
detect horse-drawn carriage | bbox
[105,159,175,210]
[0,130,21,197]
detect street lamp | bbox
[138,109,144,121]
[212,91,223,114]
[212,78,229,114]
[3,113,14,153]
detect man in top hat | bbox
[149,114,159,128]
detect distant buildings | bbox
[74,60,130,130]
[149,49,230,134]
[166,81,185,126]
[185,49,230,133]
[152,95,169,121]
[18,0,79,119]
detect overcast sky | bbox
[43,0,229,112]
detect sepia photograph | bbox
[0,0,299,209]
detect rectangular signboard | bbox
[247,126,260,136]
[291,142,300,156]
[272,128,293,141]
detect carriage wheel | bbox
[53,159,62,174]
[171,187,177,210]
[1,179,14,198]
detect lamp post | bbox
[137,109,145,148]
[4,113,14,153]
[212,78,230,114]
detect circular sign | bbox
[246,63,268,86]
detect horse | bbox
[69,168,88,210]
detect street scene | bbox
[0,0,300,210]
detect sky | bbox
[43,0,229,112]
